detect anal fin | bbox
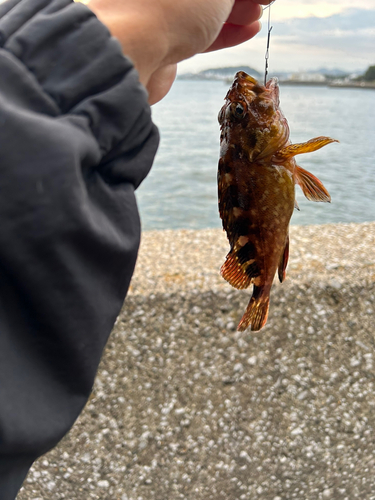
[278,235,289,283]
[237,285,270,332]
[221,250,252,290]
[295,165,331,202]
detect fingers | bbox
[251,0,274,5]
[227,0,262,26]
[147,64,177,105]
[204,0,273,55]
[204,21,261,53]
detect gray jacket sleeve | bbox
[0,1,159,498]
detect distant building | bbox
[289,72,327,83]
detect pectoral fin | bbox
[275,136,339,161]
[295,165,331,202]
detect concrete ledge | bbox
[19,223,375,500]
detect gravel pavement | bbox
[18,222,375,500]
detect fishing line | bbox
[264,1,276,85]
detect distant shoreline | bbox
[281,81,375,90]
[328,82,375,89]
[279,80,327,87]
[178,76,375,90]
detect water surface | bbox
[137,80,375,230]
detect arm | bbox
[0,0,158,497]
[0,0,274,497]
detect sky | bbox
[178,0,375,75]
[0,0,373,75]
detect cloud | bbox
[271,0,374,21]
[274,8,375,35]
[267,8,375,67]
[179,7,375,74]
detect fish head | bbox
[218,71,290,162]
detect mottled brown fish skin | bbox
[218,71,337,332]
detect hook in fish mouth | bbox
[232,71,280,107]
[265,77,280,106]
[234,70,278,83]
[266,77,279,89]
[233,71,279,92]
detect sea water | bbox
[137,79,375,230]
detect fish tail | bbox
[237,285,270,332]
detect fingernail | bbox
[258,5,264,20]
[257,20,262,33]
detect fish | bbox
[218,71,338,332]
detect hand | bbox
[89,0,274,104]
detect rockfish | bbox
[218,71,338,332]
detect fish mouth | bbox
[235,71,258,85]
[233,72,280,105]
[233,71,261,91]
[234,72,278,89]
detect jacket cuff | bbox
[0,0,157,187]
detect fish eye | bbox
[233,102,245,119]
